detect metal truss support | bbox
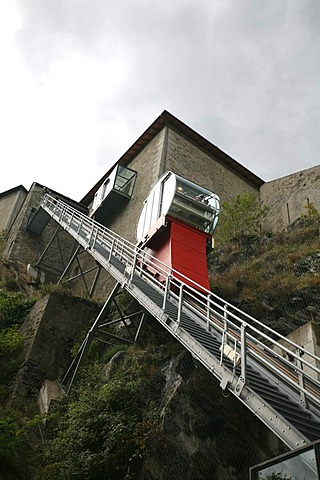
[62,283,147,393]
[34,226,102,297]
[34,225,78,277]
[58,246,102,298]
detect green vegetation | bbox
[34,347,165,480]
[0,289,35,330]
[215,192,268,247]
[0,327,24,399]
[0,409,32,479]
[0,289,34,400]
[210,204,320,332]
[0,287,37,478]
[0,199,319,478]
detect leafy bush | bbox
[0,407,38,480]
[215,192,269,246]
[35,349,163,480]
[0,290,35,329]
[0,327,25,399]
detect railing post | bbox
[93,225,98,248]
[108,239,115,262]
[129,251,138,283]
[162,274,171,310]
[68,211,74,227]
[220,304,229,365]
[240,323,247,383]
[177,283,184,326]
[206,293,211,330]
[78,217,83,234]
[297,349,307,408]
[59,204,64,221]
[223,304,228,328]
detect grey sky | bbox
[1,0,319,201]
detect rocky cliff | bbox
[0,215,319,479]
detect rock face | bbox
[10,292,99,402]
[141,351,284,480]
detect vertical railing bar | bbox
[297,350,308,408]
[129,251,138,283]
[93,225,98,248]
[162,274,171,310]
[177,283,184,326]
[220,330,225,365]
[108,239,115,262]
[241,324,247,383]
[233,337,238,369]
[206,293,211,331]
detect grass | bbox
[209,218,320,331]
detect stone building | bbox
[260,164,320,231]
[0,185,27,233]
[0,110,319,294]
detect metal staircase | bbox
[37,194,320,450]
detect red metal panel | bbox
[139,216,211,291]
[170,220,210,290]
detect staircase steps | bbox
[39,195,320,449]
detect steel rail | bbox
[41,194,320,421]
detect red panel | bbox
[170,220,210,290]
[140,216,211,292]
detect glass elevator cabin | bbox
[137,171,220,243]
[91,165,137,225]
[137,171,220,291]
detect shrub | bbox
[216,192,269,247]
[0,327,25,399]
[0,290,35,329]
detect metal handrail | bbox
[42,194,320,411]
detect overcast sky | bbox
[1,1,319,201]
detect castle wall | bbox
[11,293,99,401]
[260,165,320,231]
[0,188,27,233]
[165,129,259,203]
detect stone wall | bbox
[274,322,320,382]
[3,183,77,283]
[260,165,320,232]
[166,129,259,203]
[89,126,260,245]
[11,292,100,401]
[104,128,166,244]
[0,187,27,232]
